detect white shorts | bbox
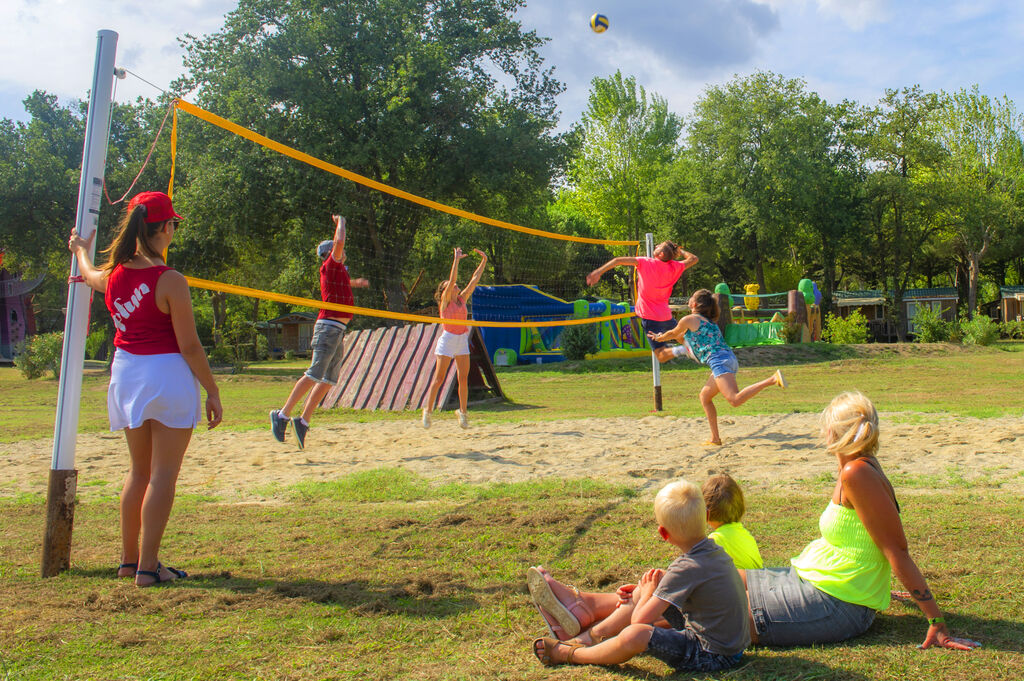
[108,349,201,431]
[434,330,470,358]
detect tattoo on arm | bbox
[911,588,934,602]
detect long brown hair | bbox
[101,205,166,271]
[690,288,720,321]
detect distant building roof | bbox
[999,286,1024,297]
[833,288,957,304]
[255,312,317,329]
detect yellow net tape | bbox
[173,99,638,247]
[185,276,635,328]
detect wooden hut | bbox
[257,312,316,358]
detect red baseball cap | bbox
[128,191,183,224]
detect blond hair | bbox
[821,391,879,458]
[654,479,707,541]
[703,474,745,524]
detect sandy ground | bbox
[4,412,1023,497]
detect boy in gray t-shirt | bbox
[531,479,750,671]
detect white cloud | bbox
[757,0,888,30]
[0,0,234,117]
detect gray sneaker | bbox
[291,417,309,450]
[270,410,289,443]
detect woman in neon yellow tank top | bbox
[738,392,980,651]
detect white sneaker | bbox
[457,410,468,429]
[422,409,431,429]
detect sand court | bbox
[4,412,1022,497]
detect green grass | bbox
[3,342,1023,443]
[0,472,1020,680]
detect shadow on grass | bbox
[182,571,484,619]
[873,611,1023,653]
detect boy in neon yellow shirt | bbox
[703,474,762,570]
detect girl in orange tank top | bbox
[423,247,488,430]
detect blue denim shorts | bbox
[305,319,347,385]
[646,621,743,673]
[642,318,678,350]
[745,567,876,647]
[707,348,739,377]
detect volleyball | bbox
[590,13,609,33]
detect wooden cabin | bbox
[833,288,957,341]
[257,312,316,358]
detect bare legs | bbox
[532,568,664,666]
[280,374,330,424]
[424,354,470,416]
[699,371,783,444]
[122,420,191,585]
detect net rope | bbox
[164,98,641,327]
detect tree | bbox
[856,86,946,340]
[934,87,1023,315]
[687,72,816,292]
[0,92,170,333]
[174,0,564,313]
[567,71,683,242]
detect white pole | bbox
[646,233,662,411]
[43,29,118,577]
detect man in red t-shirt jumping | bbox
[270,215,369,449]
[587,241,698,363]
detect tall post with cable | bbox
[42,29,119,578]
[647,233,663,411]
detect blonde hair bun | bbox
[821,391,879,458]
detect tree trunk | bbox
[821,236,836,316]
[211,290,227,346]
[753,232,766,292]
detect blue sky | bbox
[2,0,1022,130]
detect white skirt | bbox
[435,330,470,357]
[108,349,201,431]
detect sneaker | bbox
[422,409,431,429]
[269,409,289,443]
[457,410,468,429]
[291,417,309,450]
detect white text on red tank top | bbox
[111,283,151,332]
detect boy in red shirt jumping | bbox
[270,215,369,449]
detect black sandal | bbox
[136,562,188,586]
[117,562,138,577]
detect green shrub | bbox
[85,327,110,360]
[781,312,804,344]
[947,318,964,344]
[960,313,999,346]
[1001,319,1024,340]
[255,333,270,361]
[560,323,598,360]
[284,349,297,361]
[823,310,868,344]
[15,332,65,379]
[911,305,950,343]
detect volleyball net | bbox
[159,99,642,330]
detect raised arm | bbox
[330,215,347,263]
[159,271,222,430]
[440,247,467,308]
[676,247,699,269]
[68,229,108,293]
[843,461,979,651]
[460,249,488,300]
[586,257,638,287]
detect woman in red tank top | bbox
[69,191,222,587]
[422,247,487,429]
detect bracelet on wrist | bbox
[927,616,945,626]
